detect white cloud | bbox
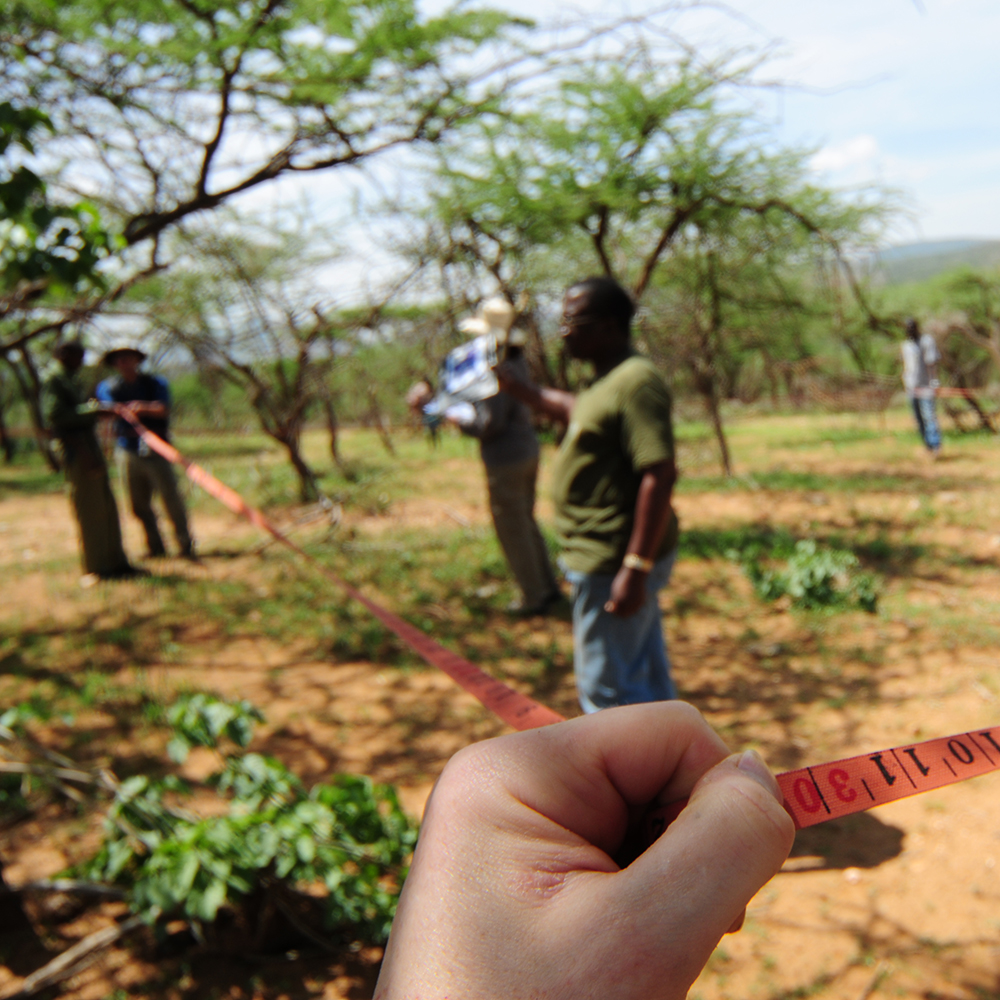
[809,135,880,175]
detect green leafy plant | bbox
[60,696,420,948]
[744,539,879,612]
[166,693,264,763]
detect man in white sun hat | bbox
[95,344,195,560]
[447,297,559,615]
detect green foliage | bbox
[0,699,50,732]
[0,0,528,246]
[81,696,417,946]
[421,54,892,474]
[0,101,116,294]
[744,540,879,612]
[680,525,799,562]
[166,693,264,763]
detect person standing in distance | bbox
[901,317,942,457]
[42,340,137,583]
[498,277,679,712]
[443,298,560,615]
[96,345,195,559]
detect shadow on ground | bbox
[788,812,905,870]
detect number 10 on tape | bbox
[776,726,1000,829]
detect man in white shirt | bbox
[901,318,941,455]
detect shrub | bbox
[0,694,419,949]
[744,539,879,612]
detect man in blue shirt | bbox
[96,345,195,559]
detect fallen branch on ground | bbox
[2,914,144,999]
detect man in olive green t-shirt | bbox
[42,340,137,583]
[498,277,679,713]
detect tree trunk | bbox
[366,385,396,457]
[271,428,318,502]
[692,359,732,476]
[520,310,555,386]
[323,396,341,465]
[0,392,15,463]
[952,320,1000,380]
[288,444,318,502]
[8,347,60,471]
[703,386,733,477]
[322,395,356,478]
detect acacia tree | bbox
[138,221,350,500]
[0,0,530,480]
[934,270,1000,376]
[0,0,531,421]
[422,55,890,472]
[0,0,528,244]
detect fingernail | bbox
[737,750,782,802]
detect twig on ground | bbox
[857,961,892,1000]
[3,914,144,999]
[430,501,473,528]
[0,879,126,900]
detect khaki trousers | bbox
[64,452,130,576]
[485,456,558,609]
[117,449,193,557]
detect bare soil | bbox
[2,412,1000,1000]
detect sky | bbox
[238,0,999,301]
[493,0,1000,244]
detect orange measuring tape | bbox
[119,415,561,732]
[121,415,998,829]
[777,726,1000,828]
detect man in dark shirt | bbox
[96,345,194,559]
[498,277,679,712]
[42,340,135,582]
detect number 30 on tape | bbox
[777,726,1000,829]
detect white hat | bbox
[459,297,526,346]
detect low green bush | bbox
[2,695,417,948]
[743,539,879,612]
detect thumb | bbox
[619,750,794,988]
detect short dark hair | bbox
[53,339,85,359]
[569,277,635,333]
[905,317,919,341]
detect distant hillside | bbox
[870,239,1000,285]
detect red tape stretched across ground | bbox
[121,415,999,829]
[121,416,562,732]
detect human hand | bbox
[494,358,529,392]
[374,702,794,1000]
[605,565,647,617]
[405,381,433,411]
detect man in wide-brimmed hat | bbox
[95,343,194,559]
[42,339,137,583]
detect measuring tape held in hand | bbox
[777,726,1000,828]
[118,414,1000,830]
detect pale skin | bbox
[374,702,795,1000]
[497,287,676,617]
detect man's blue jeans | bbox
[910,395,941,452]
[564,550,677,714]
